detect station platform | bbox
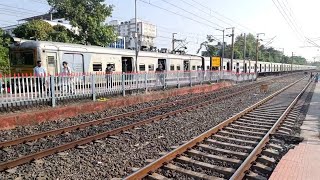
[270,82,320,180]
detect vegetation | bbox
[12,0,116,46]
[47,0,117,46]
[199,33,307,65]
[0,28,11,74]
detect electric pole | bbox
[172,33,177,54]
[243,33,246,72]
[134,0,138,72]
[291,52,294,72]
[255,33,265,74]
[216,29,225,71]
[227,27,235,72]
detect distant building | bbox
[109,36,126,49]
[109,18,157,50]
[1,13,78,36]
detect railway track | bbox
[125,77,312,180]
[0,75,293,171]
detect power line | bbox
[159,0,223,28]
[189,0,255,33]
[138,0,218,30]
[271,0,305,43]
[0,3,46,14]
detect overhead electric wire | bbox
[271,0,305,43]
[189,0,255,33]
[159,0,223,29]
[138,0,218,30]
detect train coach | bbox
[9,40,207,75]
[9,40,315,75]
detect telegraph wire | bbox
[138,0,218,30]
[189,0,255,33]
[159,0,224,29]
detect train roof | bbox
[10,40,204,60]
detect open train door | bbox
[183,60,189,71]
[158,59,166,70]
[122,57,133,73]
[244,63,247,73]
[226,62,230,71]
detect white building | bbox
[109,18,157,50]
[2,13,79,36]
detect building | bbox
[1,13,79,36]
[109,18,157,50]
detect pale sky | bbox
[1,0,319,61]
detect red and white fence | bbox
[0,71,256,108]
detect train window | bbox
[170,65,175,71]
[10,51,34,66]
[107,63,115,71]
[139,64,146,71]
[223,66,226,70]
[177,65,181,70]
[47,56,55,66]
[93,63,102,71]
[148,64,154,71]
[192,66,196,70]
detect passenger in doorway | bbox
[315,73,319,83]
[156,64,164,86]
[105,66,113,88]
[61,61,73,94]
[33,61,46,95]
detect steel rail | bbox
[0,79,269,149]
[124,76,306,180]
[0,77,270,171]
[230,78,313,180]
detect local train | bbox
[9,40,315,75]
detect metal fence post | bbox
[91,74,96,101]
[177,72,180,88]
[189,71,192,87]
[144,72,148,93]
[122,73,125,96]
[50,75,56,107]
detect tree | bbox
[13,20,54,41]
[47,0,117,46]
[0,28,11,74]
[197,35,220,57]
[50,25,78,43]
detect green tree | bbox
[47,0,117,46]
[0,28,11,74]
[50,25,78,43]
[197,35,219,57]
[13,20,54,41]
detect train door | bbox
[259,64,262,72]
[121,57,133,72]
[183,60,189,71]
[244,63,247,73]
[158,59,166,70]
[227,62,230,71]
[264,64,267,72]
[201,57,205,70]
[46,52,57,75]
[62,53,84,73]
[236,62,240,73]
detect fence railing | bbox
[0,71,256,108]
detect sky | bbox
[1,0,320,62]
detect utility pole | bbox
[134,0,139,72]
[216,29,225,71]
[291,52,294,72]
[243,33,246,72]
[226,27,235,72]
[172,33,176,53]
[255,33,265,74]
